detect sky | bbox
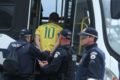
[41,0,64,17]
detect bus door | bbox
[72,0,94,57]
[100,0,120,79]
[0,0,30,39]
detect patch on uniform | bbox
[90,52,98,59]
[54,51,60,58]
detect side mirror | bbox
[111,0,120,19]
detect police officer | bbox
[4,29,47,80]
[76,27,105,80]
[38,29,73,80]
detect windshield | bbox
[102,0,120,55]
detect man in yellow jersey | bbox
[35,12,63,54]
[35,12,62,80]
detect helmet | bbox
[19,29,32,36]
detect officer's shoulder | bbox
[54,51,61,58]
[10,41,21,46]
[56,47,66,53]
[90,51,98,60]
[10,41,17,44]
[28,43,35,49]
[54,48,67,57]
[58,47,67,53]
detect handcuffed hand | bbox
[38,60,48,67]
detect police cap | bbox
[20,29,32,36]
[60,29,72,39]
[78,27,98,38]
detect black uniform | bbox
[41,45,72,80]
[4,39,47,80]
[76,43,105,80]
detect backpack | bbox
[3,43,25,76]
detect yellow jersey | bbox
[35,23,63,52]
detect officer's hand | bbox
[38,60,48,67]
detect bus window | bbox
[30,0,65,29]
[29,0,42,28]
[41,0,64,17]
[0,1,15,30]
[111,0,120,19]
[102,0,120,58]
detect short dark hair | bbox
[49,12,59,22]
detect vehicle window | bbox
[41,0,65,18]
[102,0,120,55]
[0,1,15,30]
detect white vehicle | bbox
[0,0,120,80]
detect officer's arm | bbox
[29,44,48,60]
[41,51,67,74]
[87,51,100,79]
[7,42,13,51]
